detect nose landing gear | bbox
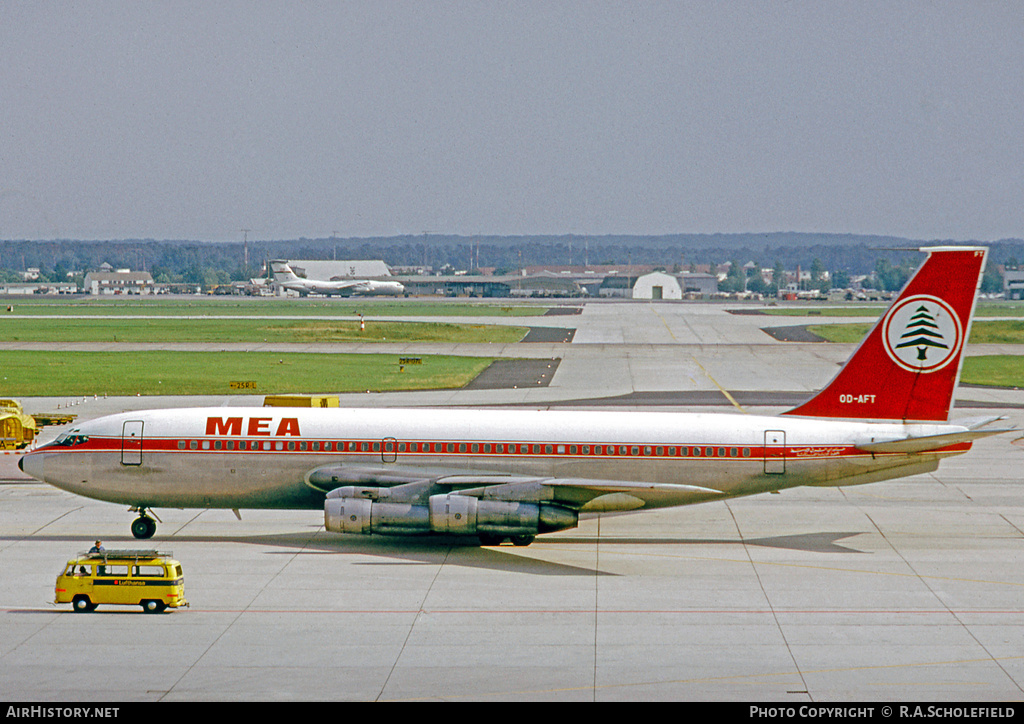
[129,507,160,539]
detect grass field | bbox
[1,297,551,317]
[0,317,527,344]
[960,356,1024,388]
[806,320,1024,345]
[752,302,1024,318]
[803,321,1024,388]
[0,350,494,396]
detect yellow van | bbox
[55,550,188,613]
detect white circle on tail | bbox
[881,294,963,373]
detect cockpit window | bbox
[53,431,89,447]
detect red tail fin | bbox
[783,246,987,422]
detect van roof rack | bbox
[79,550,173,560]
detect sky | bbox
[2,1,1023,243]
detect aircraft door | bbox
[121,420,144,466]
[763,430,785,475]
[382,437,397,464]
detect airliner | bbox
[270,260,405,297]
[19,247,1008,545]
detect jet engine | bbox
[323,491,577,545]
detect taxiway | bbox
[1,300,1022,701]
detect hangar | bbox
[632,271,683,300]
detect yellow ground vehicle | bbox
[0,398,75,449]
[55,550,188,613]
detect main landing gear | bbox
[129,507,160,539]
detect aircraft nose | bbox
[18,451,43,480]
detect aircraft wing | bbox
[310,464,724,513]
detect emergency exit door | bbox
[763,430,786,475]
[381,437,397,463]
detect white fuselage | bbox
[276,278,405,297]
[22,406,969,512]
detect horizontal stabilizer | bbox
[953,415,1008,430]
[855,428,1012,454]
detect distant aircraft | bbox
[269,260,405,297]
[20,247,1009,544]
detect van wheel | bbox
[72,595,96,613]
[141,600,166,613]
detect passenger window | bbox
[133,565,164,577]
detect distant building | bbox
[0,281,77,295]
[603,271,718,299]
[679,272,718,296]
[632,272,683,300]
[83,270,154,295]
[1004,269,1024,300]
[283,260,393,279]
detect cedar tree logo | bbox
[882,295,963,373]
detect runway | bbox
[2,300,1023,701]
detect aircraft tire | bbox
[510,535,535,547]
[131,516,156,539]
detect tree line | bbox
[1,234,1020,293]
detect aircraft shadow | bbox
[539,530,868,554]
[7,530,866,582]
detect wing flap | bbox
[451,476,725,511]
